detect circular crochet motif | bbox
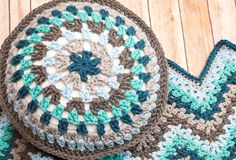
[0,0,167,159]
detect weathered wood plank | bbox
[10,0,31,31]
[208,0,236,43]
[31,0,51,10]
[0,0,10,46]
[117,0,150,26]
[149,0,187,69]
[179,0,214,76]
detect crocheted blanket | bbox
[0,40,235,160]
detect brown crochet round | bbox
[0,0,167,159]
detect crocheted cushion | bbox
[0,40,235,160]
[0,0,167,159]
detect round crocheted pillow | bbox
[0,0,167,159]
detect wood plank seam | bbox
[178,0,214,76]
[147,0,153,28]
[0,0,10,46]
[177,0,189,71]
[30,0,32,11]
[207,0,236,44]
[148,0,188,70]
[8,0,11,33]
[206,0,215,44]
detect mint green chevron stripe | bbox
[169,58,236,113]
[101,108,236,160]
[151,107,236,160]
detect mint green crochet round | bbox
[125,91,138,103]
[21,46,34,56]
[68,108,80,124]
[84,110,97,124]
[52,104,64,120]
[23,73,35,86]
[97,110,110,123]
[117,25,126,36]
[119,99,131,113]
[28,33,42,43]
[131,49,141,60]
[125,36,135,48]
[77,11,89,22]
[131,64,143,75]
[39,98,50,111]
[112,106,123,118]
[130,79,143,91]
[49,17,63,27]
[92,12,102,23]
[30,85,42,100]
[62,12,74,22]
[20,60,32,70]
[105,17,115,30]
[36,24,51,33]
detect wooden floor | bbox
[0,0,235,76]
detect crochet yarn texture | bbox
[0,0,167,159]
[0,40,235,160]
